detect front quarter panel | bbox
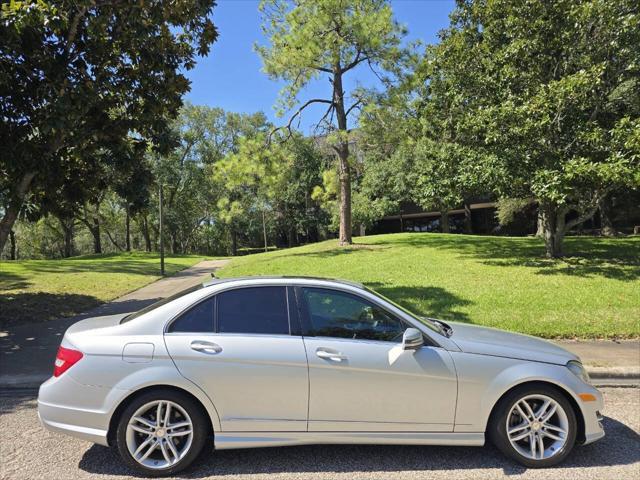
[451,351,603,435]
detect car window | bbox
[217,286,290,335]
[301,288,406,342]
[167,296,214,333]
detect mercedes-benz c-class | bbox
[38,276,604,476]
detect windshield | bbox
[365,287,444,335]
[120,284,204,323]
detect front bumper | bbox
[580,387,605,445]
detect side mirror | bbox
[402,328,424,351]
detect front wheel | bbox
[488,384,577,468]
[115,389,209,476]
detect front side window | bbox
[168,296,215,333]
[301,288,406,342]
[217,286,290,335]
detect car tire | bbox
[488,384,578,468]
[115,389,210,477]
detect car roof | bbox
[202,275,364,290]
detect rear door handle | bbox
[316,348,347,362]
[190,340,222,355]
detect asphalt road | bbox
[1,388,638,480]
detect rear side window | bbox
[168,297,215,333]
[217,286,289,335]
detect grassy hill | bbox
[0,252,207,326]
[218,233,640,339]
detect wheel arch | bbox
[107,384,215,447]
[486,380,586,444]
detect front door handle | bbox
[190,340,222,355]
[316,348,347,362]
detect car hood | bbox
[445,322,579,365]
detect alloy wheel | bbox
[125,400,194,470]
[506,394,570,461]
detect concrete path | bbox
[0,259,228,387]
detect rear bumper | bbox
[37,405,109,446]
[37,374,123,447]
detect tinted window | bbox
[302,288,405,342]
[217,287,289,335]
[168,296,214,332]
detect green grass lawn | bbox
[0,252,208,326]
[217,233,640,339]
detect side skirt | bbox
[214,431,485,450]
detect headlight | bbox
[567,360,591,384]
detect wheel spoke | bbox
[540,404,558,423]
[529,432,536,458]
[521,400,536,420]
[130,424,154,435]
[536,434,545,459]
[510,429,531,442]
[166,437,180,460]
[132,416,155,429]
[535,400,551,419]
[168,429,192,438]
[138,439,159,462]
[167,421,191,431]
[156,402,163,427]
[508,422,529,435]
[515,402,532,421]
[163,402,172,427]
[543,423,567,435]
[133,436,154,458]
[159,439,172,464]
[542,430,564,441]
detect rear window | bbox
[121,284,204,323]
[168,296,215,333]
[217,286,289,335]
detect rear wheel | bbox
[115,389,209,476]
[488,384,577,468]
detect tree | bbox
[256,0,406,245]
[0,0,218,252]
[430,0,640,257]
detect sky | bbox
[184,0,456,133]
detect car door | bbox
[298,287,457,432]
[164,285,309,432]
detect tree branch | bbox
[345,99,363,117]
[269,98,333,143]
[342,49,369,73]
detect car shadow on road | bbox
[78,416,639,478]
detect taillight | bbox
[53,345,83,377]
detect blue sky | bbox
[184,0,456,133]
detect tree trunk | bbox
[59,218,75,258]
[536,208,545,237]
[463,203,472,234]
[9,230,16,260]
[141,215,152,252]
[441,210,450,233]
[541,203,566,258]
[91,219,102,254]
[599,195,616,237]
[125,204,131,251]
[333,69,352,246]
[0,171,36,252]
[262,209,268,252]
[231,229,238,256]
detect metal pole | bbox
[159,183,165,276]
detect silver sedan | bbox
[38,276,604,476]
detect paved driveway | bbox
[1,387,638,480]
